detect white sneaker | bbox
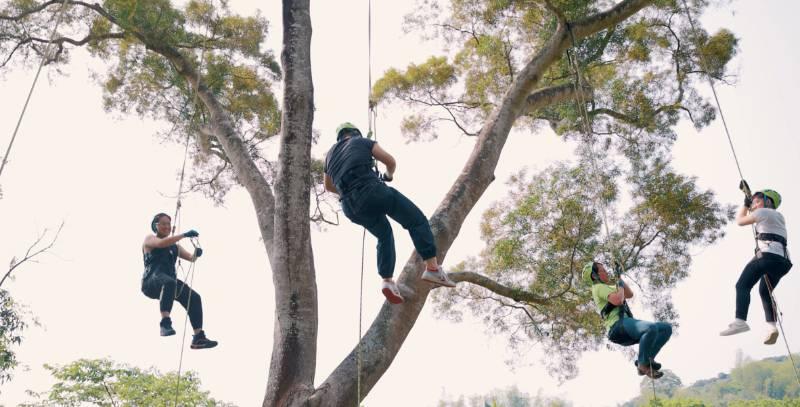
[719,319,750,336]
[764,326,779,345]
[381,280,404,304]
[421,267,456,288]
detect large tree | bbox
[0,0,736,405]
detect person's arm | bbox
[372,143,396,177]
[178,244,198,262]
[607,282,633,305]
[736,205,758,226]
[324,173,338,194]
[144,234,186,250]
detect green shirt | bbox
[592,283,622,331]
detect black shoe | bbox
[190,330,218,349]
[635,360,662,371]
[160,318,176,337]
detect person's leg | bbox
[152,277,177,336]
[174,279,203,333]
[174,280,218,349]
[383,187,437,267]
[621,318,664,378]
[759,256,792,323]
[734,257,764,321]
[649,322,672,361]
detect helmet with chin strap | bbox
[582,261,600,286]
[754,189,781,209]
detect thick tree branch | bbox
[449,271,548,304]
[523,83,593,117]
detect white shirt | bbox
[752,208,789,259]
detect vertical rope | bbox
[679,0,744,180]
[357,229,366,406]
[356,3,373,404]
[763,276,800,386]
[170,2,215,403]
[680,0,799,387]
[0,0,71,180]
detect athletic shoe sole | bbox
[191,342,218,350]
[382,287,405,304]
[720,325,750,336]
[160,329,176,337]
[764,330,779,345]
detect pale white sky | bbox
[0,1,799,406]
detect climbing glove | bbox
[194,248,203,258]
[184,230,199,238]
[739,179,752,198]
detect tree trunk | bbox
[263,1,318,406]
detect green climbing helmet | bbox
[335,122,361,141]
[757,189,782,209]
[582,261,597,287]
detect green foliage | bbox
[438,385,572,407]
[19,358,236,406]
[383,0,737,150]
[433,158,730,379]
[0,0,281,202]
[626,354,800,406]
[0,289,28,386]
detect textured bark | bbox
[262,1,318,406]
[308,1,655,405]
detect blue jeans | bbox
[619,318,672,366]
[342,184,437,278]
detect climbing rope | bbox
[763,275,800,385]
[170,5,215,405]
[566,26,660,398]
[679,0,800,386]
[564,28,627,277]
[356,1,375,404]
[0,0,71,180]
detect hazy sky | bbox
[1,1,799,406]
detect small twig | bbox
[0,221,64,288]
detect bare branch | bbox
[1,221,64,288]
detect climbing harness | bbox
[0,0,70,180]
[679,0,800,386]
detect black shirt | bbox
[324,136,379,196]
[142,244,178,281]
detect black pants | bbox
[142,275,203,330]
[735,253,792,322]
[342,183,437,278]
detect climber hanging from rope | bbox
[584,261,672,379]
[324,122,456,304]
[720,182,792,344]
[141,213,218,349]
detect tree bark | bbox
[263,1,318,406]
